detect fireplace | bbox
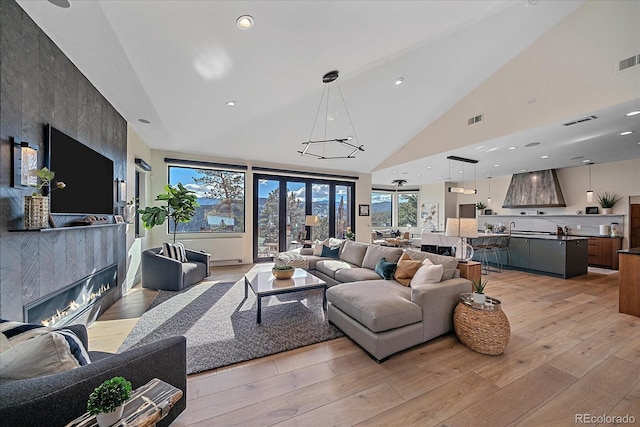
[24,264,118,327]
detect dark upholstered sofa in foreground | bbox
[0,324,187,427]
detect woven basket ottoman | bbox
[453,293,510,355]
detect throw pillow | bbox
[394,253,423,286]
[0,319,54,353]
[313,238,329,256]
[375,257,397,280]
[162,241,187,262]
[320,245,340,259]
[0,329,91,380]
[410,264,444,286]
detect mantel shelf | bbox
[10,223,125,232]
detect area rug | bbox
[118,281,344,374]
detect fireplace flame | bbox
[40,282,112,327]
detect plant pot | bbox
[24,195,50,229]
[272,267,295,279]
[472,292,486,304]
[95,404,124,427]
[601,208,612,215]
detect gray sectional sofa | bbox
[293,240,471,361]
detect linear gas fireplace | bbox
[24,264,118,328]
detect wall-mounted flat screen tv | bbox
[46,125,114,214]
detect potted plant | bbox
[272,264,295,279]
[472,278,488,304]
[87,376,132,427]
[138,183,199,243]
[24,167,66,229]
[596,191,621,214]
[475,201,486,211]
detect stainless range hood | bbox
[502,169,566,208]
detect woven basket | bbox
[24,195,49,229]
[454,300,510,355]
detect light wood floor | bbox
[89,266,640,426]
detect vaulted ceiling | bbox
[17,0,640,186]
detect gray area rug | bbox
[118,281,344,374]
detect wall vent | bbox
[467,114,483,125]
[563,115,598,126]
[618,54,639,72]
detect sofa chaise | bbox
[284,240,471,361]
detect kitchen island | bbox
[420,231,589,279]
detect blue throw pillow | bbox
[375,257,397,280]
[320,245,340,259]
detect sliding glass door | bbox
[253,174,355,261]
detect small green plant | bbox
[596,192,621,209]
[344,227,355,241]
[32,167,66,196]
[272,264,294,271]
[475,201,486,210]
[485,223,494,232]
[86,376,132,416]
[473,278,488,294]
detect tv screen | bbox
[46,125,114,214]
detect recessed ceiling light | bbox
[524,142,540,147]
[619,131,634,136]
[226,101,236,107]
[236,15,254,30]
[392,171,397,174]
[521,169,527,172]
[582,159,591,163]
[138,118,150,124]
[458,170,464,174]
[541,155,550,159]
[426,166,432,169]
[508,146,517,150]
[416,174,422,177]
[47,0,70,8]
[395,77,405,86]
[493,164,500,167]
[625,110,640,117]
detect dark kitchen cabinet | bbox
[509,237,588,279]
[509,238,530,269]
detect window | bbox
[371,192,392,227]
[398,192,418,227]
[168,165,245,233]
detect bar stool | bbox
[471,238,490,275]
[482,237,500,274]
[494,236,511,272]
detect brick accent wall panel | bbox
[0,0,127,322]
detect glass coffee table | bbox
[244,268,327,324]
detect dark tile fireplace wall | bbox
[0,0,127,321]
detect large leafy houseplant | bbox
[138,183,199,243]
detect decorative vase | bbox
[95,404,124,427]
[601,208,612,215]
[24,195,49,229]
[272,267,295,279]
[473,292,486,304]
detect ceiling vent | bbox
[467,114,483,126]
[563,115,598,126]
[618,54,639,72]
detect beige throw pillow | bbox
[410,264,444,286]
[313,239,329,256]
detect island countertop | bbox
[618,248,640,256]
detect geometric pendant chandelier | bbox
[299,70,365,159]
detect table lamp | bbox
[446,217,478,262]
[305,215,319,240]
